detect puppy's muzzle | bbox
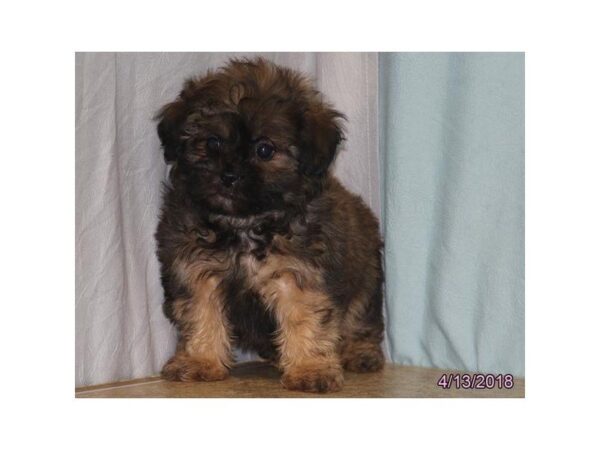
[220,172,240,187]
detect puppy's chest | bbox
[225,226,320,298]
[235,228,271,259]
[233,229,282,285]
[190,223,318,290]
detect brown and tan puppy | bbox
[155,58,384,393]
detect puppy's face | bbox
[156,59,344,216]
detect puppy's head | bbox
[156,58,344,216]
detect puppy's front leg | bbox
[261,272,343,393]
[162,276,232,382]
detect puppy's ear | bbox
[298,105,345,177]
[156,98,188,163]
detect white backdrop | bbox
[75,53,380,386]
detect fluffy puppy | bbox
[155,58,384,393]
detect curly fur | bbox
[155,58,384,393]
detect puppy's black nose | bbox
[220,172,239,187]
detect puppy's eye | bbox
[206,136,222,151]
[256,141,275,161]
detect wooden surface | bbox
[76,362,524,398]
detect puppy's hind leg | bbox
[340,290,385,373]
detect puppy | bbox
[155,58,384,393]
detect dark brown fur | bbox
[155,58,384,393]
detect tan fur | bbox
[161,274,232,382]
[245,255,343,392]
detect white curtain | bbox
[75,53,380,386]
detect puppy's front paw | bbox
[282,365,344,393]
[161,354,229,382]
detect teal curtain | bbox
[380,53,524,376]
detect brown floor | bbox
[76,362,524,398]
